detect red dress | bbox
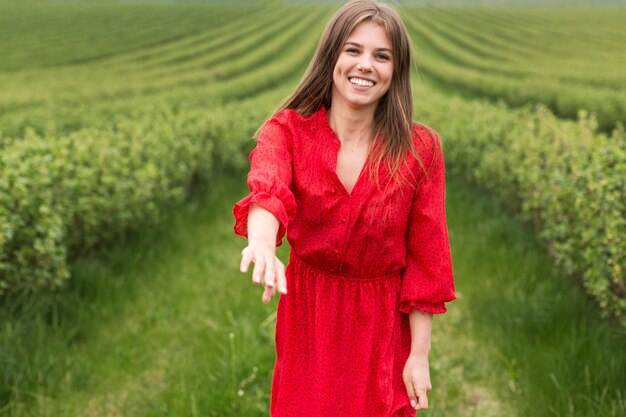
[233,105,455,417]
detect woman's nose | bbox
[356,62,373,72]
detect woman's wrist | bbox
[248,236,275,248]
[248,203,279,246]
[409,348,430,359]
[408,308,433,358]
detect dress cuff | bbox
[233,192,288,247]
[399,300,447,315]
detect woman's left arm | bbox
[399,126,455,411]
[403,309,433,411]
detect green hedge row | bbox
[0,85,287,297]
[415,86,626,323]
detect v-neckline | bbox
[319,105,370,198]
[334,151,368,197]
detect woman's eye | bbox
[376,53,390,61]
[346,48,359,54]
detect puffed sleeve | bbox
[232,110,297,247]
[399,126,456,314]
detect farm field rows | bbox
[1,5,625,134]
[0,3,259,71]
[2,5,625,134]
[0,2,625,416]
[402,6,626,131]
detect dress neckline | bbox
[316,105,371,198]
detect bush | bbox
[417,92,626,323]
[0,84,290,297]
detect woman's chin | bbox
[342,95,380,110]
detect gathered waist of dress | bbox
[288,250,403,282]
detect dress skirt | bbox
[270,250,416,417]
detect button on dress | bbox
[233,105,456,417]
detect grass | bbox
[1,171,281,416]
[442,172,626,417]
[0,169,624,416]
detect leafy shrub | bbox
[417,93,626,323]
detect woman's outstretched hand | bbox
[403,353,432,411]
[240,240,287,303]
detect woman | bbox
[233,1,455,415]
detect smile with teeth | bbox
[349,77,375,87]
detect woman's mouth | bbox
[349,77,375,87]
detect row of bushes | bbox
[414,84,626,323]
[0,9,326,143]
[403,11,626,132]
[0,86,288,297]
[0,3,252,71]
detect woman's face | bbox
[332,21,393,111]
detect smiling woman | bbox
[233,1,456,416]
[332,21,394,110]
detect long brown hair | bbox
[264,0,433,190]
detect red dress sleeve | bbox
[232,111,297,247]
[399,126,456,314]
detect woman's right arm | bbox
[233,111,296,303]
[240,203,287,303]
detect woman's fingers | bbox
[261,257,287,302]
[251,254,265,285]
[415,389,429,410]
[403,374,430,410]
[262,257,286,302]
[403,376,418,409]
[276,258,287,294]
[263,255,276,289]
[240,247,252,273]
[262,283,275,303]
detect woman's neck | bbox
[327,98,376,150]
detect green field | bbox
[0,1,624,416]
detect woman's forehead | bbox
[345,21,392,49]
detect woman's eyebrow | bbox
[345,41,392,53]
